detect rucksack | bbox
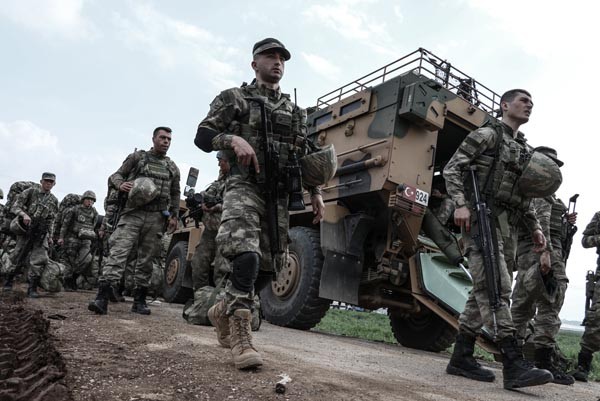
[0,181,40,233]
[54,193,82,238]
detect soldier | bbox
[57,190,99,291]
[88,127,180,315]
[511,180,576,384]
[2,173,59,297]
[194,38,329,369]
[571,211,600,381]
[429,177,455,226]
[443,89,559,389]
[191,150,230,290]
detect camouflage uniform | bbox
[191,171,228,290]
[443,121,540,340]
[198,82,320,315]
[99,149,180,290]
[59,203,98,285]
[511,195,568,347]
[6,186,58,281]
[432,196,455,225]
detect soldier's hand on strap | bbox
[231,136,260,173]
[532,229,546,253]
[539,250,551,275]
[167,216,178,234]
[120,181,134,192]
[22,213,31,226]
[454,206,471,232]
[311,194,325,224]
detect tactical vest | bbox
[472,122,531,211]
[134,150,175,211]
[69,205,97,238]
[220,84,304,185]
[548,196,567,249]
[28,190,57,220]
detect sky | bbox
[1,0,599,321]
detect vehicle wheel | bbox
[389,307,456,352]
[163,241,193,303]
[260,226,331,330]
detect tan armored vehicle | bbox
[259,48,502,352]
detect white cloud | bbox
[301,52,341,78]
[0,0,97,40]
[113,3,241,89]
[0,120,59,153]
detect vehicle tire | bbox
[260,226,331,330]
[389,307,456,352]
[163,241,193,303]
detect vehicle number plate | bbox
[415,188,429,206]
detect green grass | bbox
[314,308,600,381]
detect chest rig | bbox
[136,151,174,211]
[70,205,96,237]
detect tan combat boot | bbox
[229,309,263,370]
[207,298,230,348]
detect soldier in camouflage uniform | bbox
[511,182,576,385]
[194,38,325,370]
[2,173,59,297]
[57,190,98,291]
[88,127,180,315]
[191,151,230,290]
[429,178,455,226]
[571,211,600,381]
[443,89,554,389]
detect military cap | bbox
[533,146,563,167]
[41,172,56,181]
[253,38,291,61]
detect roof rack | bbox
[316,48,501,115]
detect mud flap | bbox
[319,250,362,305]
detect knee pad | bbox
[230,252,260,293]
[254,271,274,292]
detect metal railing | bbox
[316,48,501,115]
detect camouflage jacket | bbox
[60,204,98,240]
[11,187,59,237]
[431,196,455,225]
[443,121,540,234]
[201,172,227,232]
[198,82,320,196]
[582,211,600,250]
[110,148,181,216]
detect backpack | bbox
[54,193,82,238]
[0,181,40,233]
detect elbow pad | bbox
[194,127,218,152]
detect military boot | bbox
[63,276,75,292]
[27,277,40,298]
[534,347,574,385]
[229,309,263,370]
[3,273,15,291]
[571,348,593,382]
[207,298,231,348]
[499,336,553,390]
[71,273,79,291]
[446,333,495,382]
[88,282,112,315]
[131,287,151,315]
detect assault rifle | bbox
[246,96,282,268]
[562,194,579,262]
[582,269,597,326]
[184,192,223,228]
[468,166,501,337]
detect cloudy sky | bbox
[1,0,598,321]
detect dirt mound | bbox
[0,291,72,401]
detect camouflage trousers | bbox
[191,229,230,290]
[511,249,567,348]
[100,209,165,288]
[60,237,93,277]
[580,276,600,353]
[458,220,515,340]
[6,234,49,280]
[216,176,289,314]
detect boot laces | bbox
[234,315,254,351]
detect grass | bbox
[314,308,600,381]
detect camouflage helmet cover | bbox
[517,147,562,198]
[300,144,337,187]
[10,216,27,236]
[82,190,96,201]
[128,177,159,207]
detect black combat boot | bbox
[27,277,40,298]
[63,276,75,292]
[571,348,593,382]
[3,273,15,291]
[88,282,112,315]
[71,273,79,291]
[499,336,553,390]
[446,333,496,382]
[131,287,151,315]
[534,347,574,385]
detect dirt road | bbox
[9,289,600,401]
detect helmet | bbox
[300,144,337,187]
[82,190,96,201]
[128,177,158,207]
[10,216,27,235]
[517,147,562,198]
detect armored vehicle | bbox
[259,48,501,352]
